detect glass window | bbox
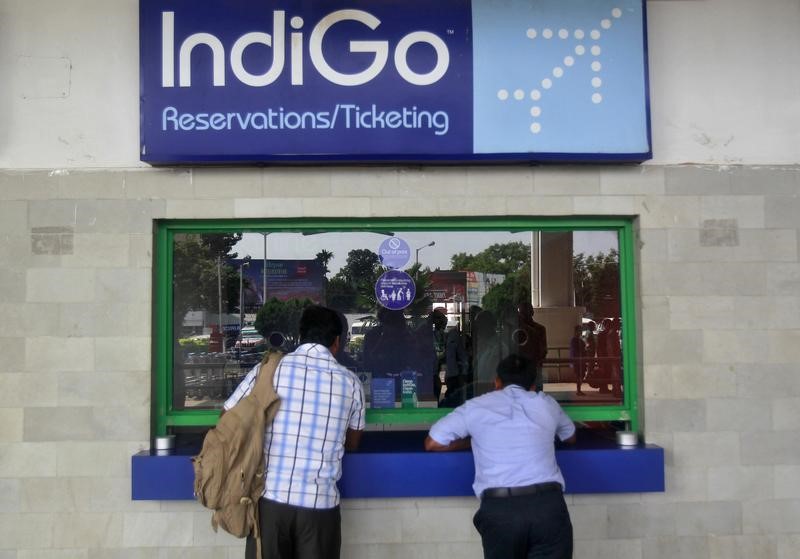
[155,219,637,435]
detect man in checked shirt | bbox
[223,305,366,559]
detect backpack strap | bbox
[252,351,282,408]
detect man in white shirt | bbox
[224,305,365,559]
[425,353,576,559]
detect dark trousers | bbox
[473,489,573,559]
[245,498,341,559]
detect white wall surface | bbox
[0,0,799,169]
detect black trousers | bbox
[473,489,573,559]
[245,498,341,559]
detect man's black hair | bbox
[496,353,535,389]
[298,305,342,347]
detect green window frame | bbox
[153,216,640,437]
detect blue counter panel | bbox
[132,431,664,500]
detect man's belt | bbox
[481,481,562,499]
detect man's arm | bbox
[424,435,471,452]
[345,428,363,451]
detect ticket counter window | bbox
[156,219,636,435]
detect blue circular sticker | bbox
[375,270,416,310]
[378,237,411,269]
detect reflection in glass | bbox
[171,229,623,411]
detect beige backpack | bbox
[192,351,282,551]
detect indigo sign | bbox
[140,0,650,163]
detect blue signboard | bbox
[140,0,650,163]
[378,237,411,269]
[375,270,416,310]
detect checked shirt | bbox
[224,343,365,509]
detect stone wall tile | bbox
[56,442,131,477]
[645,400,706,433]
[0,268,26,303]
[27,268,94,303]
[701,195,765,228]
[0,443,57,477]
[396,168,468,197]
[0,338,25,372]
[62,234,130,268]
[642,262,767,296]
[642,536,708,559]
[368,197,439,217]
[672,433,740,468]
[0,479,20,513]
[573,195,636,215]
[22,478,78,513]
[654,466,708,503]
[774,466,800,499]
[122,512,194,547]
[766,263,800,296]
[341,509,403,544]
[128,235,153,269]
[638,229,667,262]
[768,331,800,363]
[75,200,164,234]
[192,168,261,199]
[166,199,235,218]
[572,539,642,559]
[778,535,800,559]
[635,195,700,228]
[665,166,731,195]
[730,167,800,195]
[0,512,55,548]
[124,169,194,200]
[674,501,742,536]
[708,535,778,559]
[126,304,151,337]
[743,500,800,534]
[58,372,149,408]
[642,329,703,365]
[600,166,665,195]
[25,337,94,372]
[0,408,23,442]
[765,195,800,228]
[192,512,246,547]
[773,398,800,431]
[19,551,89,559]
[29,199,78,228]
[668,229,797,262]
[399,505,478,543]
[706,398,773,432]
[0,303,60,338]
[330,169,396,196]
[95,269,150,304]
[534,168,601,195]
[736,364,800,398]
[466,168,534,195]
[607,503,676,539]
[0,373,58,407]
[568,504,608,540]
[58,171,125,199]
[0,172,59,200]
[91,406,149,441]
[504,195,573,215]
[95,337,150,372]
[670,364,738,400]
[741,432,800,466]
[24,407,95,441]
[0,200,28,233]
[303,197,371,216]
[707,466,774,502]
[58,303,130,337]
[266,169,333,197]
[53,512,123,548]
[233,197,304,217]
[669,296,764,331]
[703,330,770,364]
[439,196,507,215]
[765,296,800,329]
